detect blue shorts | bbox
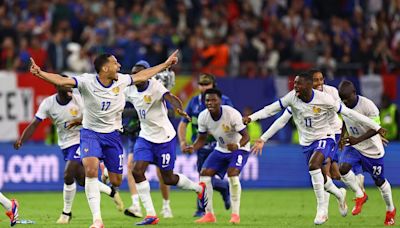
[340,146,385,181]
[196,148,213,173]
[134,137,177,171]
[80,128,124,174]
[303,138,335,164]
[331,134,341,163]
[127,136,137,154]
[61,144,81,162]
[202,149,250,179]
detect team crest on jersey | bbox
[222,124,231,132]
[312,106,321,114]
[112,86,120,95]
[69,108,79,117]
[143,95,152,104]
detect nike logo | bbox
[161,165,169,168]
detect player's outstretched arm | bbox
[131,50,179,84]
[14,118,41,150]
[163,92,191,122]
[261,109,292,142]
[30,58,76,87]
[177,121,188,151]
[339,105,382,133]
[244,101,283,125]
[344,129,380,146]
[183,133,207,154]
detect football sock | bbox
[228,176,241,215]
[0,192,12,211]
[324,176,343,200]
[136,180,156,216]
[163,199,170,207]
[63,183,76,214]
[322,191,330,215]
[356,174,365,191]
[341,171,363,198]
[97,181,112,196]
[200,176,213,214]
[176,173,202,192]
[131,194,140,208]
[211,177,229,195]
[309,169,325,212]
[378,180,395,211]
[85,177,102,222]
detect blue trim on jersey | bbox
[55,96,71,106]
[211,107,223,121]
[162,91,170,100]
[348,95,359,109]
[96,76,113,88]
[278,99,284,109]
[287,108,292,114]
[305,90,314,103]
[35,116,43,121]
[198,131,207,135]
[137,80,150,92]
[72,77,78,88]
[337,104,342,114]
[129,75,133,86]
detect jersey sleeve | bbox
[261,108,292,142]
[365,99,381,124]
[231,108,246,132]
[118,73,134,87]
[72,73,91,91]
[197,111,207,134]
[249,101,282,121]
[35,98,49,121]
[338,104,381,131]
[153,79,169,101]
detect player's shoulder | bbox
[198,108,210,120]
[222,105,239,114]
[323,84,338,94]
[315,89,334,101]
[358,95,378,108]
[43,94,57,104]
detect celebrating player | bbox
[183,88,250,224]
[29,50,178,228]
[14,79,124,224]
[124,64,207,225]
[338,80,396,226]
[244,72,384,225]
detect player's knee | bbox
[374,177,385,187]
[132,166,145,179]
[308,162,320,171]
[63,173,75,185]
[330,172,341,180]
[85,167,98,178]
[127,161,134,172]
[339,164,351,176]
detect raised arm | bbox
[243,101,283,124]
[163,92,191,122]
[14,118,41,149]
[251,109,292,155]
[131,50,179,84]
[30,58,76,87]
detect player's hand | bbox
[180,141,188,151]
[381,135,389,146]
[227,143,239,152]
[29,57,41,76]
[182,145,194,154]
[344,136,361,146]
[377,128,387,138]
[176,108,191,122]
[165,50,179,67]
[66,118,82,129]
[251,139,264,156]
[242,116,252,125]
[14,140,22,150]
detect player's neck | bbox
[300,90,314,103]
[210,107,222,121]
[56,94,72,105]
[98,74,113,87]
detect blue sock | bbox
[212,177,229,195]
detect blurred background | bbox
[0,0,400,191]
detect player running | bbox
[338,80,396,226]
[183,88,250,224]
[0,192,18,226]
[244,72,385,225]
[29,50,179,228]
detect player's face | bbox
[339,90,356,107]
[294,76,311,98]
[56,85,72,97]
[199,83,213,93]
[312,72,324,91]
[104,56,121,80]
[205,93,221,113]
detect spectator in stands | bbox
[47,30,67,72]
[0,37,18,70]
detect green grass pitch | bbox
[1,188,398,227]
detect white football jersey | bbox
[342,96,384,158]
[322,85,343,134]
[72,73,132,133]
[279,90,337,146]
[124,78,176,143]
[35,93,83,149]
[198,105,250,153]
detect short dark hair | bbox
[94,53,112,73]
[204,88,222,98]
[297,71,313,82]
[308,68,323,77]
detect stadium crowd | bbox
[1,0,400,77]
